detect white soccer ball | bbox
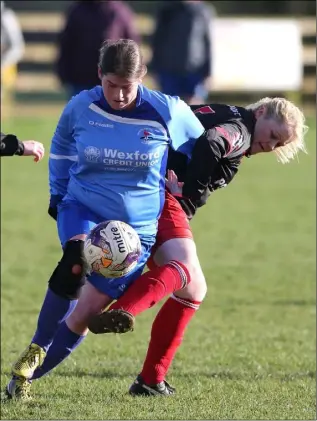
[84,220,142,279]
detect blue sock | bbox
[32,288,78,352]
[31,321,86,380]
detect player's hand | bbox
[22,141,45,162]
[166,169,184,197]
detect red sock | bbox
[140,295,201,385]
[108,261,190,316]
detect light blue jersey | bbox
[49,85,204,236]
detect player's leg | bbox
[88,192,193,334]
[29,280,112,381]
[5,233,89,401]
[5,201,97,400]
[88,258,191,334]
[86,192,207,395]
[129,237,207,396]
[121,192,207,395]
[26,233,156,384]
[153,238,207,301]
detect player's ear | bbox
[138,64,147,82]
[98,66,103,81]
[254,105,266,119]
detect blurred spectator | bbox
[150,0,215,104]
[56,0,141,98]
[1,1,25,100]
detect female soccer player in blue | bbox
[5,39,205,400]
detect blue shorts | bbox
[157,72,208,100]
[57,199,155,299]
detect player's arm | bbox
[168,121,246,219]
[0,132,24,156]
[168,99,205,155]
[182,120,247,202]
[48,98,78,220]
[1,132,45,161]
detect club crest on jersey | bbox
[138,127,167,144]
[138,128,155,144]
[84,146,101,162]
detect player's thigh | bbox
[147,190,192,269]
[154,237,195,266]
[87,233,155,300]
[156,191,192,244]
[67,233,155,326]
[57,199,102,246]
[48,200,103,300]
[155,238,207,301]
[67,281,113,326]
[150,191,207,300]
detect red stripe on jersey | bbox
[215,126,242,156]
[194,106,215,114]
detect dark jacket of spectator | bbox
[150,0,214,78]
[56,0,140,88]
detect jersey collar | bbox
[241,109,256,158]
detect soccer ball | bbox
[84,220,142,279]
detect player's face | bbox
[251,106,293,155]
[99,71,140,111]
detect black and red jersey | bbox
[167,103,256,219]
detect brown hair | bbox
[98,39,147,80]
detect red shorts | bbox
[147,190,193,269]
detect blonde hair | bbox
[246,97,309,164]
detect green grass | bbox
[1,112,316,420]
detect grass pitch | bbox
[1,111,316,420]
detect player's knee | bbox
[67,283,113,335]
[174,251,206,292]
[175,262,207,302]
[189,264,207,298]
[154,238,207,300]
[66,307,91,335]
[48,239,88,299]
